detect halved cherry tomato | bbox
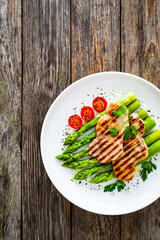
[68,114,83,129]
[81,106,94,122]
[92,97,107,112]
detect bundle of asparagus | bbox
[55,91,160,191]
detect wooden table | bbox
[0,0,160,239]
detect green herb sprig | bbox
[113,105,127,117]
[123,126,138,140]
[140,160,157,181]
[123,113,138,140]
[104,180,126,192]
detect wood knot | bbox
[146,41,156,57]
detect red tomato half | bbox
[81,106,94,122]
[92,97,107,112]
[68,115,83,129]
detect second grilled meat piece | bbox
[88,103,129,163]
[112,114,148,181]
[112,135,148,181]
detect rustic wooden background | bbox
[0,0,160,239]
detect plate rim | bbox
[40,71,160,215]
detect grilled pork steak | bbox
[112,135,148,181]
[112,113,148,181]
[88,103,129,163]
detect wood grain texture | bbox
[22,0,71,239]
[71,0,121,82]
[71,1,121,239]
[121,0,160,239]
[0,0,21,239]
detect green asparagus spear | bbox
[144,116,156,134]
[63,100,141,154]
[73,163,112,180]
[90,134,160,184]
[116,91,137,105]
[64,131,96,154]
[144,129,160,146]
[138,109,149,120]
[62,158,99,169]
[90,170,114,184]
[64,91,137,145]
[127,99,141,113]
[56,147,89,162]
[136,139,160,166]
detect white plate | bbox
[40,72,160,215]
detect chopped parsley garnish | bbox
[123,126,132,140]
[120,105,128,114]
[123,126,138,140]
[109,127,118,137]
[113,105,127,117]
[104,180,126,192]
[131,126,138,136]
[140,160,157,181]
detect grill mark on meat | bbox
[98,139,110,149]
[138,125,145,133]
[123,143,141,158]
[99,148,122,162]
[135,153,147,163]
[124,138,140,148]
[113,145,148,181]
[112,118,117,123]
[92,142,114,156]
[121,169,135,181]
[102,144,120,159]
[100,127,110,136]
[116,163,134,178]
[113,146,146,170]
[115,162,133,173]
[101,119,110,127]
[117,133,124,140]
[88,144,97,152]
[93,134,124,160]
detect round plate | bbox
[40,72,160,215]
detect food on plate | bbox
[81,106,94,122]
[112,135,148,181]
[63,100,143,154]
[64,91,137,145]
[112,112,148,181]
[92,97,107,112]
[88,103,129,163]
[56,91,160,192]
[56,111,154,163]
[68,114,82,129]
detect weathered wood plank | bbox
[22,0,71,239]
[72,0,121,82]
[71,1,121,239]
[0,0,21,239]
[121,0,160,239]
